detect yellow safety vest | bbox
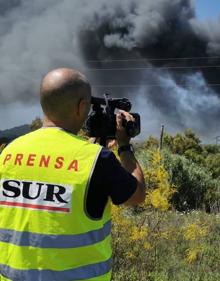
[0,128,112,281]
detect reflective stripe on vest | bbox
[0,220,111,248]
[0,257,112,281]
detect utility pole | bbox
[215,136,220,145]
[159,124,164,151]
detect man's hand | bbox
[116,110,135,146]
[89,137,117,149]
[89,110,135,148]
[115,110,146,206]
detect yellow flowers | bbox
[125,252,136,260]
[183,223,208,264]
[185,246,203,263]
[143,242,152,250]
[143,150,176,211]
[184,223,208,241]
[146,189,171,211]
[130,226,149,241]
[111,205,130,233]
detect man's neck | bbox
[43,118,78,134]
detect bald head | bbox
[40,68,91,122]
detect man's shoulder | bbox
[93,147,120,177]
[99,147,114,157]
[97,147,117,163]
[1,130,36,149]
[0,131,34,156]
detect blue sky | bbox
[196,0,220,20]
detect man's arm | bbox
[119,150,145,206]
[116,110,146,206]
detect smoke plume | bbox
[0,0,219,141]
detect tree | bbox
[206,153,220,180]
[142,136,159,149]
[30,118,43,131]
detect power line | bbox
[85,65,220,71]
[87,56,220,63]
[92,83,220,88]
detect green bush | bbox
[163,151,219,211]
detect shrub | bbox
[163,151,220,211]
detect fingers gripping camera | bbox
[85,94,141,140]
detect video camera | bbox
[85,94,141,146]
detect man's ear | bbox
[77,98,87,117]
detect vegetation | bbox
[112,207,220,281]
[29,117,43,131]
[111,129,220,280]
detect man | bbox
[0,68,145,281]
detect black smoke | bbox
[0,0,21,16]
[79,0,219,86]
[79,0,220,140]
[0,0,219,141]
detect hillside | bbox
[0,124,30,141]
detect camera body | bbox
[85,94,141,143]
